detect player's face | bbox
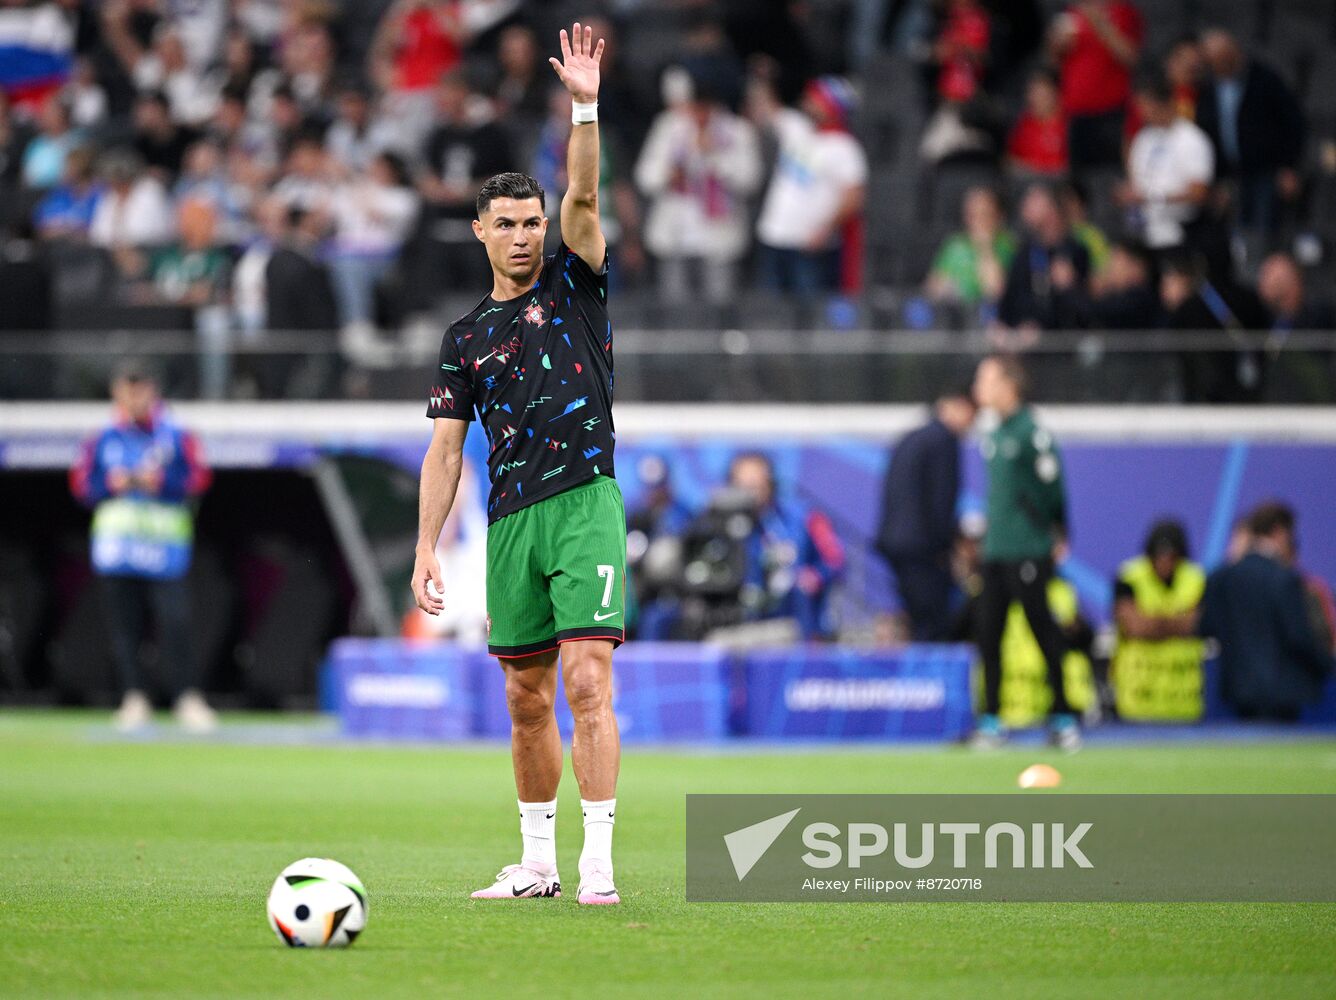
[474,197,548,285]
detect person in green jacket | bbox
[971,355,1081,750]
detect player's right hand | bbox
[411,549,445,615]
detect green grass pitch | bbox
[2,711,1335,999]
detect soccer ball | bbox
[266,858,367,948]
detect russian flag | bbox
[0,4,73,112]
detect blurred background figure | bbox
[635,75,761,307]
[726,452,844,641]
[971,355,1078,749]
[625,454,695,641]
[1119,70,1213,256]
[1195,28,1305,236]
[876,386,976,641]
[752,75,866,297]
[68,363,215,732]
[993,182,1090,340]
[1006,69,1068,179]
[924,185,1014,309]
[1199,502,1334,721]
[1048,0,1143,173]
[1111,519,1205,721]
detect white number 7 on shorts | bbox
[597,564,615,608]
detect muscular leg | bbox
[560,639,619,801]
[501,650,562,801]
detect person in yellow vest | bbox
[1111,520,1206,721]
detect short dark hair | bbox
[1144,519,1190,560]
[475,172,545,218]
[1249,501,1296,538]
[1134,68,1174,104]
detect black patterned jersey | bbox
[427,243,615,522]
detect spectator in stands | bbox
[415,69,513,293]
[493,24,547,126]
[1118,72,1214,256]
[1076,239,1160,329]
[1199,501,1334,720]
[132,90,196,181]
[232,195,286,338]
[20,96,77,191]
[1057,179,1108,277]
[1111,519,1206,721]
[271,134,334,214]
[325,81,400,175]
[133,197,232,396]
[280,18,338,115]
[65,57,109,129]
[635,76,762,307]
[1257,252,1336,403]
[89,148,174,262]
[753,75,867,296]
[1257,253,1334,332]
[33,145,101,241]
[994,182,1090,337]
[1006,69,1068,178]
[129,24,220,126]
[0,91,31,206]
[1160,250,1267,403]
[329,151,419,333]
[1164,34,1205,120]
[369,0,464,149]
[69,361,216,732]
[1048,0,1143,172]
[924,185,1014,307]
[1196,28,1306,232]
[932,0,990,108]
[265,205,338,335]
[172,139,249,245]
[728,452,845,641]
[876,386,976,641]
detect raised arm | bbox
[549,22,606,270]
[411,417,469,615]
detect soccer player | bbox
[411,23,623,905]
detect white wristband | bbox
[571,100,598,125]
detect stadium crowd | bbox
[0,0,1334,402]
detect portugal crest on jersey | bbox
[523,301,546,326]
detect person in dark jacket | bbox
[994,183,1091,335]
[876,387,976,641]
[1195,29,1306,232]
[1160,250,1268,403]
[1199,502,1333,720]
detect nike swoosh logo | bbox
[545,812,555,818]
[512,883,539,896]
[593,611,620,622]
[473,349,498,369]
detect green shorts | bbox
[485,475,627,658]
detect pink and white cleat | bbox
[576,864,620,905]
[470,863,561,900]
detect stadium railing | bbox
[3,329,1336,404]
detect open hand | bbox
[548,22,603,104]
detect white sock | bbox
[579,798,616,873]
[518,799,557,870]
